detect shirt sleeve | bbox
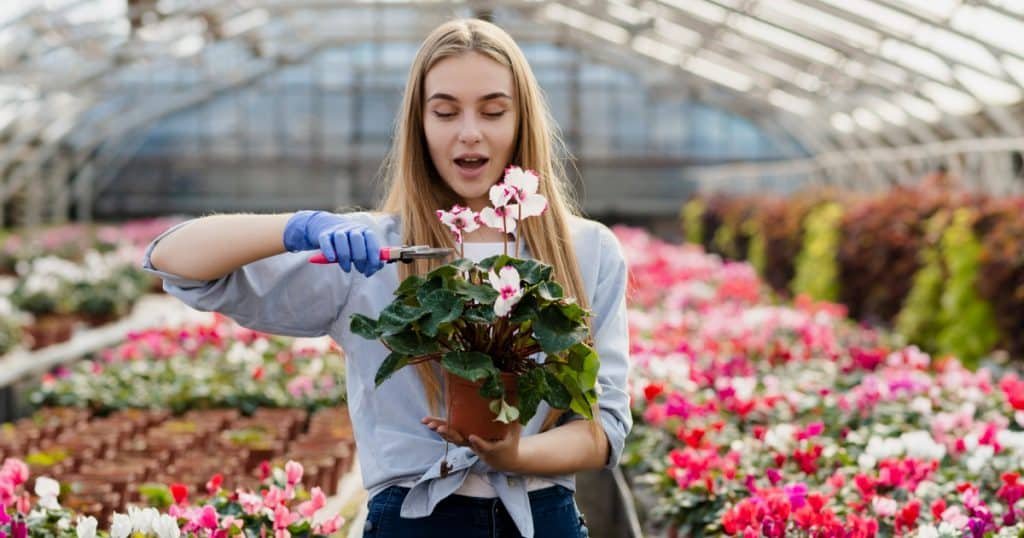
[589,224,634,469]
[140,219,355,337]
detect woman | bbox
[144,18,630,538]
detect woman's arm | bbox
[149,213,293,281]
[427,416,608,475]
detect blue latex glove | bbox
[283,211,384,277]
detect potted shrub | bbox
[11,259,80,349]
[350,167,600,444]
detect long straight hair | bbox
[378,19,593,433]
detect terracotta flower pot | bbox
[444,370,519,442]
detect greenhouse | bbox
[2,1,1024,537]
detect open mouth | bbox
[454,157,489,171]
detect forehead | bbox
[423,51,514,101]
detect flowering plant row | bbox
[1,457,343,538]
[30,315,346,414]
[616,226,1024,537]
[681,188,1024,363]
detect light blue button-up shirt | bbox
[141,212,632,537]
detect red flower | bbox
[170,483,189,505]
[206,473,224,494]
[895,499,921,534]
[643,382,664,402]
[930,498,947,521]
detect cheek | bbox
[423,121,451,159]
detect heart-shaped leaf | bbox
[441,351,499,383]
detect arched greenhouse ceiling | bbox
[3,0,1024,217]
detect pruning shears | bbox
[308,245,453,265]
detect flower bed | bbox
[0,218,185,352]
[30,315,347,414]
[616,226,1024,537]
[1,456,345,538]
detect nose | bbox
[457,116,481,145]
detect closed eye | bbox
[484,111,506,118]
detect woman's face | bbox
[423,51,517,212]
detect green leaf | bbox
[395,275,426,297]
[508,294,539,323]
[416,276,446,304]
[349,314,380,340]
[452,279,499,304]
[541,368,572,409]
[507,259,553,285]
[478,254,512,272]
[567,343,600,391]
[449,258,476,273]
[375,352,411,386]
[537,281,564,301]
[558,301,587,323]
[425,264,458,282]
[383,331,440,356]
[534,306,588,354]
[463,305,497,324]
[441,351,499,383]
[378,303,428,335]
[420,289,464,337]
[516,368,546,423]
[480,372,505,399]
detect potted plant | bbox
[11,258,80,350]
[350,166,600,443]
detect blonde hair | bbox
[377,19,595,434]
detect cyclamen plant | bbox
[351,166,599,424]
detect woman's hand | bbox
[422,416,523,473]
[282,211,384,277]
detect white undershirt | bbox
[400,241,554,497]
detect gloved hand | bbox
[283,211,384,277]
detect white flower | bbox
[488,266,523,317]
[437,205,480,243]
[478,205,518,235]
[764,424,795,452]
[872,496,898,517]
[489,183,515,208]
[916,524,939,538]
[966,444,994,474]
[111,513,132,538]
[34,476,60,509]
[152,514,182,538]
[901,431,946,461]
[76,516,98,538]
[129,506,159,535]
[502,167,547,219]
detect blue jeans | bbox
[363,485,590,538]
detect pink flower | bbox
[273,505,299,530]
[488,183,515,208]
[298,487,326,518]
[314,515,344,535]
[1,460,28,488]
[285,461,303,486]
[238,492,263,515]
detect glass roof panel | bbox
[879,40,953,83]
[953,67,1022,106]
[894,93,942,122]
[951,6,1024,57]
[913,26,1003,77]
[918,82,980,116]
[658,0,728,24]
[755,0,880,49]
[816,0,920,38]
[728,16,841,65]
[891,0,958,20]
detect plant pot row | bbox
[4,405,355,518]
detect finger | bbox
[439,425,466,445]
[363,229,383,275]
[468,434,494,452]
[318,232,337,263]
[332,231,352,272]
[423,416,446,423]
[349,230,368,275]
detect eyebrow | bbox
[426,92,512,103]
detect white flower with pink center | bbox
[478,205,518,235]
[488,265,523,317]
[436,205,480,243]
[503,166,547,218]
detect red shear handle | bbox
[309,247,393,264]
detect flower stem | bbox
[502,213,508,256]
[516,204,522,258]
